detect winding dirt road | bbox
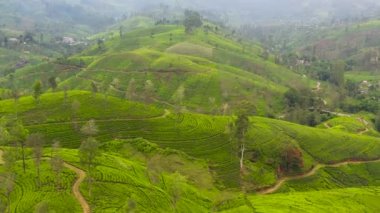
[0,149,89,212]
[258,158,380,195]
[358,118,370,135]
[64,163,91,213]
[0,149,3,164]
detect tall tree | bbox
[144,80,155,103]
[119,26,123,39]
[330,61,345,88]
[33,80,43,104]
[51,141,63,189]
[235,113,249,171]
[183,10,203,33]
[172,84,186,112]
[91,81,98,97]
[234,101,256,171]
[48,77,57,91]
[79,120,100,197]
[71,100,81,130]
[375,111,380,132]
[126,78,137,100]
[0,117,10,145]
[10,121,29,173]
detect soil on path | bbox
[64,163,91,213]
[0,149,3,164]
[257,158,380,195]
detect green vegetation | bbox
[0,90,379,212]
[3,23,314,115]
[1,6,380,212]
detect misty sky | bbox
[2,0,380,27]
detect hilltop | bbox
[2,22,318,116]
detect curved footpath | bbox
[258,158,380,195]
[0,149,3,164]
[64,163,91,213]
[0,149,90,213]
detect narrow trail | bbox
[358,117,370,135]
[358,128,370,135]
[323,123,331,129]
[323,117,370,135]
[315,81,321,92]
[0,149,90,212]
[64,163,91,213]
[25,109,171,127]
[257,158,380,195]
[0,149,4,164]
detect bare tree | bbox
[27,133,44,188]
[80,120,99,136]
[234,101,256,171]
[126,78,137,101]
[79,120,100,197]
[172,84,185,112]
[71,100,81,130]
[51,141,64,189]
[144,80,155,103]
[2,148,16,213]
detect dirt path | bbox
[64,163,90,213]
[358,117,370,135]
[316,81,321,91]
[257,158,380,195]
[323,123,331,129]
[0,149,89,212]
[0,149,3,164]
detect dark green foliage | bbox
[48,77,57,91]
[235,114,249,143]
[330,61,345,87]
[33,80,43,103]
[183,10,203,33]
[375,112,380,132]
[79,137,100,169]
[280,146,304,175]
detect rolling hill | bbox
[2,24,317,115]
[1,91,380,211]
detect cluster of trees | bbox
[283,86,330,126]
[375,112,380,132]
[0,118,101,211]
[279,146,304,175]
[183,10,203,34]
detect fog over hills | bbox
[2,0,380,27]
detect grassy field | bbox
[345,71,380,82]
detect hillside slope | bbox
[3,24,316,115]
[2,91,380,190]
